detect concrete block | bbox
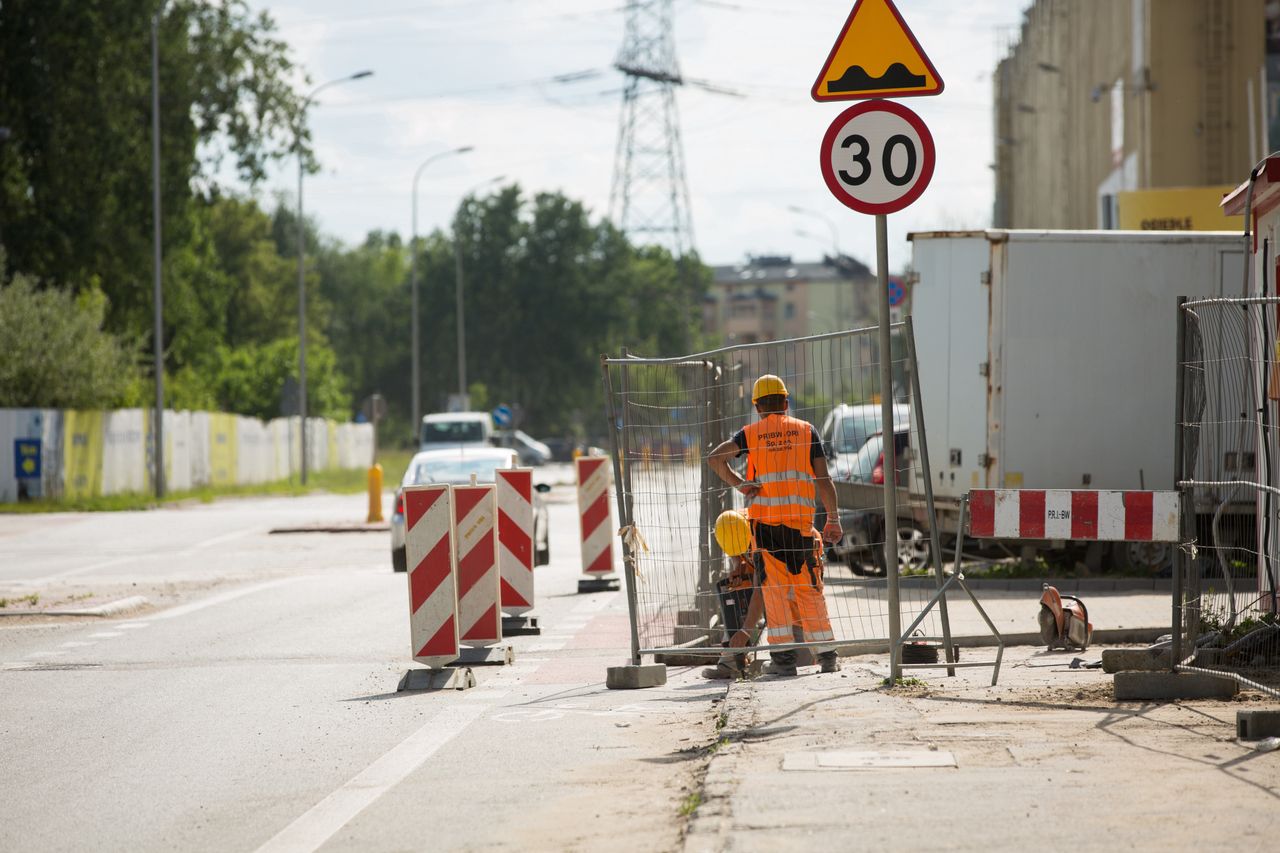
[449,644,514,666]
[1114,671,1238,701]
[1101,648,1172,673]
[674,625,712,645]
[1237,710,1280,739]
[677,609,701,626]
[606,663,667,689]
[578,577,620,593]
[501,615,540,636]
[398,667,475,691]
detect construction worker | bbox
[701,510,763,679]
[707,375,842,676]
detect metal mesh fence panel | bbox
[602,325,947,658]
[1177,297,1280,695]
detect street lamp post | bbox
[410,146,474,438]
[788,204,847,329]
[296,69,372,485]
[150,5,166,499]
[452,176,505,410]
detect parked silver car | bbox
[390,446,550,572]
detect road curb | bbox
[268,522,390,534]
[50,595,152,617]
[684,680,752,852]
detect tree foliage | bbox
[0,257,141,409]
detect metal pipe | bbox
[876,213,901,682]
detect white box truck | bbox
[906,229,1247,569]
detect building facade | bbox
[705,255,878,345]
[994,0,1269,230]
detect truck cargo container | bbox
[905,229,1248,570]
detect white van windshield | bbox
[421,421,486,444]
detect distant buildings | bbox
[994,0,1273,231]
[704,255,878,345]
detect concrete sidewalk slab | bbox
[684,645,1280,852]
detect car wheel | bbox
[392,547,407,573]
[536,542,550,566]
[873,522,931,575]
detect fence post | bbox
[603,353,642,667]
[1172,297,1187,671]
[904,316,956,675]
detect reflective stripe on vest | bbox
[743,413,817,530]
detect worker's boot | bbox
[818,651,841,673]
[764,651,798,677]
[701,657,742,680]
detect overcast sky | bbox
[244,0,1028,271]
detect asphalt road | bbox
[0,484,724,852]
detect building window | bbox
[784,303,795,319]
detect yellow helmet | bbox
[714,510,752,557]
[751,374,788,402]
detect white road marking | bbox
[145,577,304,621]
[527,642,567,652]
[59,641,95,649]
[25,650,67,658]
[180,528,258,555]
[42,555,133,581]
[253,703,489,853]
[118,623,151,630]
[88,632,123,639]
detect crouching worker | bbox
[701,508,841,678]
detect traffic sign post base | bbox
[501,614,541,636]
[448,644,515,667]
[578,576,620,594]
[398,666,476,692]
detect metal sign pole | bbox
[876,213,902,682]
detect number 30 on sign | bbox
[820,100,935,215]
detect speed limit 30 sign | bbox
[820,99,935,215]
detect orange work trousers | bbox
[758,548,836,653]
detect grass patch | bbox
[0,593,39,609]
[678,792,702,817]
[882,676,926,688]
[0,449,417,514]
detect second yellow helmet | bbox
[714,510,753,557]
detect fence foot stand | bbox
[398,667,476,691]
[449,644,515,667]
[502,614,540,636]
[606,662,667,690]
[578,575,620,593]
[1238,710,1280,739]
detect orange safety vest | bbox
[742,413,817,532]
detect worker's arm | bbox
[708,437,759,498]
[812,454,842,544]
[728,569,765,648]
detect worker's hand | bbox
[729,629,751,648]
[822,518,843,545]
[737,481,761,499]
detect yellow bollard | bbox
[367,464,385,523]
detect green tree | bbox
[0,257,142,408]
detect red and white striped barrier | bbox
[403,485,460,668]
[576,456,616,577]
[968,489,1180,542]
[453,484,503,646]
[496,468,535,615]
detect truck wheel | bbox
[1110,541,1171,574]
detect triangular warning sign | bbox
[812,0,944,102]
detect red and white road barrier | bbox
[453,484,503,646]
[496,467,535,614]
[968,489,1180,542]
[576,456,616,577]
[403,485,460,668]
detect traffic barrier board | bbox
[496,467,535,615]
[404,485,461,668]
[454,484,503,646]
[968,489,1180,542]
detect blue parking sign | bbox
[14,438,41,479]
[492,404,513,428]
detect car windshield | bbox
[409,456,502,485]
[846,434,883,482]
[421,421,485,444]
[834,410,881,453]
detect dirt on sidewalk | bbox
[683,645,1280,852]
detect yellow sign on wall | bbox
[1117,186,1238,231]
[63,410,104,498]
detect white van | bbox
[419,411,493,450]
